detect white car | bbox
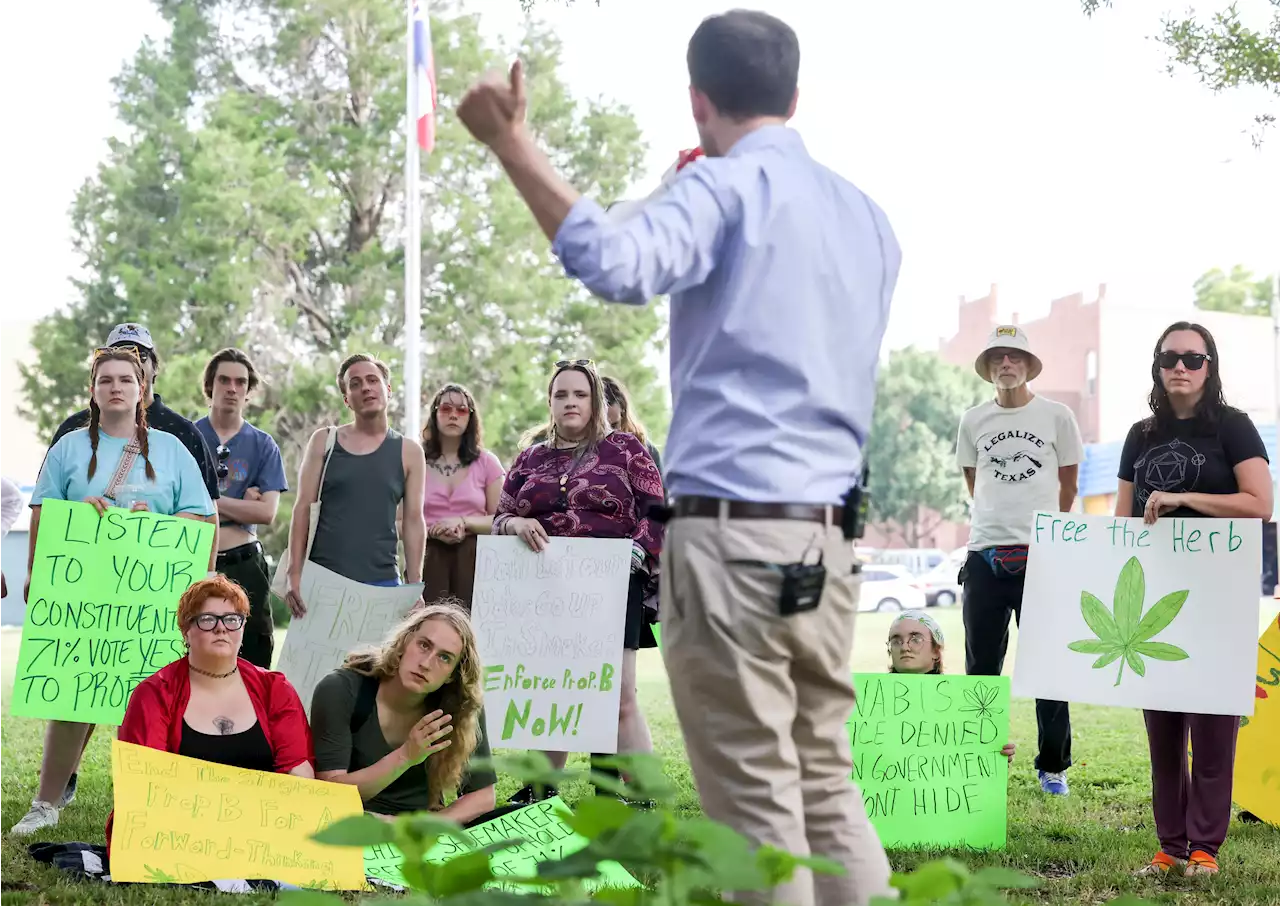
[858,564,929,613]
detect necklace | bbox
[188,659,239,679]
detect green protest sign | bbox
[364,797,641,892]
[848,673,1010,850]
[10,499,215,725]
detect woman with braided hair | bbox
[12,347,216,836]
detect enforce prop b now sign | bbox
[471,537,631,753]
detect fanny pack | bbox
[980,545,1029,578]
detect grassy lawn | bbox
[3,603,1279,905]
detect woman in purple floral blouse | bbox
[494,360,665,805]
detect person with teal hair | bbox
[886,611,1016,761]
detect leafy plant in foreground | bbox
[1067,556,1190,686]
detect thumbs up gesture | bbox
[458,59,527,151]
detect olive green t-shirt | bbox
[311,668,496,816]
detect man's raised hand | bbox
[458,60,527,151]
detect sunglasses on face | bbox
[192,613,246,632]
[216,444,230,480]
[1156,351,1211,371]
[437,403,470,417]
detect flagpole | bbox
[403,0,422,444]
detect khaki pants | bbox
[660,510,891,906]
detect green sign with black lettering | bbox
[848,673,1011,849]
[11,499,214,725]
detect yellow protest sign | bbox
[1235,616,1280,825]
[110,740,365,889]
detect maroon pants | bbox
[1143,709,1239,859]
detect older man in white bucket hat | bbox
[955,324,1084,796]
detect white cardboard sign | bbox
[276,561,423,714]
[1012,512,1262,716]
[471,536,631,753]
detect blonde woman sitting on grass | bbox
[310,601,499,825]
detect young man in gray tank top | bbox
[284,354,428,617]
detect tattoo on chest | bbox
[429,459,463,477]
[213,716,235,735]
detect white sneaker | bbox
[10,801,59,836]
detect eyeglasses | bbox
[887,632,928,651]
[556,359,594,370]
[192,613,246,632]
[1156,351,1211,371]
[215,444,230,480]
[437,403,470,417]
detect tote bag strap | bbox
[315,427,339,503]
[103,437,142,502]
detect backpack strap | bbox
[350,673,380,735]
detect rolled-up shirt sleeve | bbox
[552,166,731,305]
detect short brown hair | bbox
[337,353,390,391]
[202,348,261,398]
[177,576,250,632]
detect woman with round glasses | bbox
[884,612,1015,760]
[102,576,314,856]
[420,384,505,611]
[1117,322,1272,878]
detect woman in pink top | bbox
[421,383,505,610]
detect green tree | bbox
[865,349,988,547]
[1082,1,1279,139]
[1193,264,1275,316]
[20,0,663,558]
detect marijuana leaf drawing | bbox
[959,682,1004,721]
[1066,556,1190,686]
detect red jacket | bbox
[105,657,314,855]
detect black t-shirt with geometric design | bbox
[1117,409,1269,518]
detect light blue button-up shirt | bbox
[552,126,901,505]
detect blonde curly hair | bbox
[342,599,483,807]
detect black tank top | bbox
[179,720,275,773]
[309,429,404,583]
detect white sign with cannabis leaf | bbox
[1013,513,1262,716]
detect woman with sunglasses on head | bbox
[601,376,663,476]
[1117,322,1272,878]
[12,347,218,836]
[420,384,505,611]
[496,360,665,805]
[101,576,314,857]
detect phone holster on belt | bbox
[728,553,827,617]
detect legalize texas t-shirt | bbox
[956,395,1084,550]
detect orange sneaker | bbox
[1185,851,1220,876]
[1134,851,1185,876]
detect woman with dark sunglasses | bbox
[1117,321,1272,878]
[420,384,505,611]
[102,576,314,859]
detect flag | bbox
[412,1,438,152]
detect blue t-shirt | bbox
[195,417,289,535]
[31,428,216,517]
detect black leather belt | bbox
[672,496,842,526]
[216,541,263,568]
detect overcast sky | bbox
[4,0,1278,354]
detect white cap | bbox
[105,322,155,351]
[975,325,1042,382]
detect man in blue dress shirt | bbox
[459,11,900,905]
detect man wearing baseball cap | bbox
[955,325,1084,796]
[33,323,221,812]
